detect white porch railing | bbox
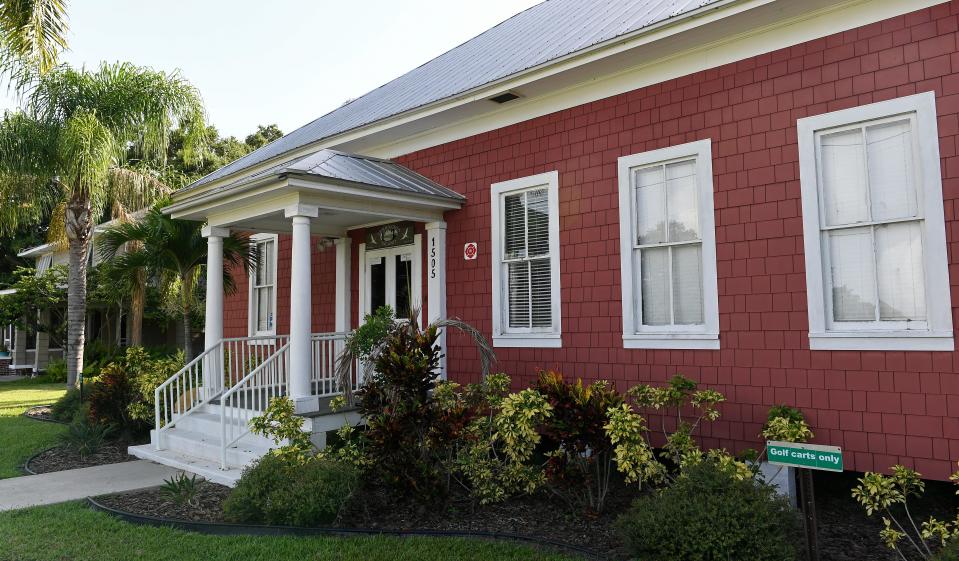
[311,332,359,397]
[219,341,290,468]
[154,335,287,450]
[154,331,361,470]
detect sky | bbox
[1,0,543,140]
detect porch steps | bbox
[128,403,279,487]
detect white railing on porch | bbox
[154,331,362,470]
[219,341,290,468]
[153,335,287,450]
[310,332,358,397]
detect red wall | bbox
[391,2,959,479]
[223,234,337,338]
[223,2,959,479]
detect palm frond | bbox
[0,0,68,76]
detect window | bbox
[798,92,952,351]
[491,171,561,347]
[617,139,719,349]
[249,234,277,336]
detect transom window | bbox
[250,234,277,335]
[798,92,953,351]
[617,139,719,349]
[491,171,561,348]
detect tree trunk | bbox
[181,272,193,362]
[129,267,145,347]
[65,198,93,388]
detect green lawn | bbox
[0,377,66,478]
[0,502,581,561]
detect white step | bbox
[150,426,272,466]
[168,411,278,450]
[128,445,244,487]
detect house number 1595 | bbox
[430,237,437,279]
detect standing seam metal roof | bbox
[190,0,721,190]
[205,149,465,201]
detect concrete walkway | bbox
[0,374,25,382]
[0,460,181,511]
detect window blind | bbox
[503,188,552,329]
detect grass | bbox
[0,376,67,478]
[0,502,582,561]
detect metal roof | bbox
[211,149,465,201]
[189,0,721,190]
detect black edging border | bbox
[21,445,58,475]
[86,495,608,560]
[22,404,67,425]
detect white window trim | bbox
[248,233,278,338]
[617,139,719,350]
[798,92,953,351]
[491,170,562,348]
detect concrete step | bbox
[169,411,278,449]
[151,427,272,466]
[128,445,244,487]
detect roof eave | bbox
[175,0,750,199]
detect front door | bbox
[364,244,421,322]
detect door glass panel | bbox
[395,254,412,320]
[369,257,386,314]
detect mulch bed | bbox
[89,468,959,561]
[815,470,959,561]
[337,482,637,559]
[26,442,138,474]
[96,481,231,523]
[23,404,61,423]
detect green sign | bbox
[767,441,843,472]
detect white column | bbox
[334,238,351,333]
[34,309,50,372]
[286,204,319,412]
[202,225,228,393]
[425,221,448,377]
[12,317,27,367]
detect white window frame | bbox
[798,92,953,351]
[491,171,562,348]
[248,233,278,337]
[617,139,720,349]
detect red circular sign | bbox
[464,242,478,260]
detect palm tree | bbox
[97,206,253,361]
[0,0,69,79]
[0,62,207,386]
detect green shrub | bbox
[161,473,199,507]
[51,389,83,422]
[535,370,623,513]
[935,540,959,561]
[355,320,453,500]
[224,455,358,526]
[85,346,183,437]
[44,359,67,383]
[616,461,803,561]
[59,419,111,459]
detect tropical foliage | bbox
[0,264,65,336]
[96,204,253,361]
[0,62,208,385]
[853,463,959,559]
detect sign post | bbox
[767,441,844,561]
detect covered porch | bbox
[144,150,464,476]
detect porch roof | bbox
[213,149,464,202]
